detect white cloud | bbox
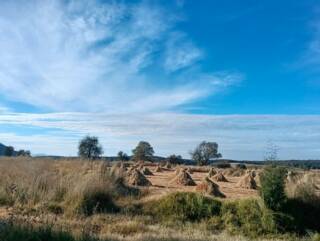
[0,112,319,160]
[0,0,241,113]
[164,32,203,72]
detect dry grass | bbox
[0,157,319,241]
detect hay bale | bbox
[154,166,162,172]
[141,167,153,176]
[196,177,225,198]
[127,169,151,186]
[212,172,228,182]
[165,162,172,169]
[236,173,257,189]
[187,167,193,174]
[208,168,217,177]
[110,163,126,176]
[170,170,196,186]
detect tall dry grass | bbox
[0,157,136,215]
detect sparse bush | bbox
[144,192,221,222]
[260,166,287,211]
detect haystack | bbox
[154,166,162,172]
[170,169,196,186]
[196,177,225,198]
[127,169,151,186]
[208,168,217,177]
[165,162,172,169]
[141,167,153,176]
[212,172,228,182]
[236,173,257,189]
[187,167,194,174]
[110,163,127,176]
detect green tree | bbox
[260,166,287,211]
[17,149,31,157]
[117,151,129,162]
[78,136,103,160]
[190,141,222,166]
[132,141,154,162]
[4,146,14,157]
[166,154,183,164]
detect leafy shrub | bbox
[145,192,221,222]
[221,199,278,237]
[260,166,287,211]
[73,189,119,216]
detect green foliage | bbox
[78,136,103,160]
[0,224,100,241]
[259,166,287,211]
[117,151,129,162]
[191,141,222,166]
[144,192,221,222]
[166,154,183,164]
[221,199,278,237]
[73,188,119,216]
[131,141,154,162]
[4,146,15,156]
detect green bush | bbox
[260,166,287,211]
[145,192,221,222]
[221,199,278,237]
[74,190,119,216]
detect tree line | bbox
[78,135,222,166]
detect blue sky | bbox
[0,0,319,159]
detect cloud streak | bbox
[0,112,319,160]
[0,0,241,113]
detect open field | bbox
[0,157,320,241]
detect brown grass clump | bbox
[164,162,172,169]
[154,166,162,172]
[187,167,193,174]
[110,162,127,177]
[236,173,257,189]
[212,172,228,182]
[208,168,217,177]
[141,167,153,176]
[170,169,196,186]
[196,177,225,198]
[127,169,151,186]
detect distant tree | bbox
[17,149,31,157]
[190,141,222,166]
[78,136,103,160]
[166,154,183,164]
[4,146,14,157]
[132,141,154,162]
[117,151,129,162]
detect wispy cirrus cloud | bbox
[0,0,241,113]
[0,112,319,160]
